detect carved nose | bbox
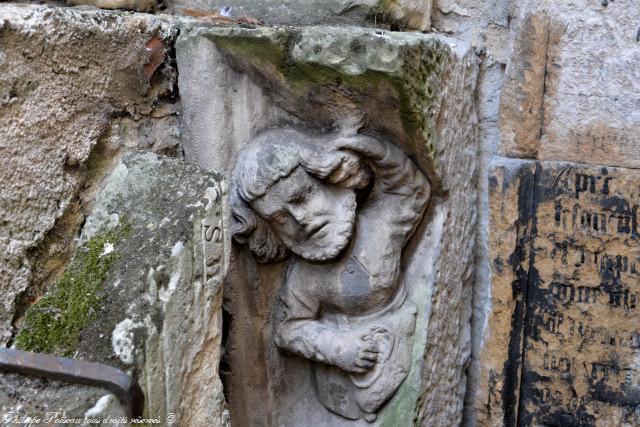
[287,205,307,224]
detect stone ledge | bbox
[177,24,475,192]
[165,0,431,30]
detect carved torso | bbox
[231,130,430,422]
[284,186,407,318]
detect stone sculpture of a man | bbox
[230,128,430,422]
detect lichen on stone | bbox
[14,224,130,356]
[396,41,448,155]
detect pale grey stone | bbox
[76,152,229,426]
[83,394,129,426]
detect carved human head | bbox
[230,128,370,263]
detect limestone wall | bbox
[0,0,638,426]
[460,0,640,426]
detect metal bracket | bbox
[0,348,144,419]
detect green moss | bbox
[205,33,289,72]
[215,35,397,95]
[15,224,130,356]
[213,32,445,131]
[396,42,447,147]
[209,31,447,185]
[377,267,434,426]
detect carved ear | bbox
[230,189,289,263]
[230,192,257,245]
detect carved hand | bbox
[327,328,381,374]
[333,133,430,203]
[325,151,370,190]
[332,135,387,161]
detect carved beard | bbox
[293,191,357,262]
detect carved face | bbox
[251,166,357,261]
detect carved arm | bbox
[274,276,378,374]
[334,135,431,245]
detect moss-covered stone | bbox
[202,27,448,185]
[14,224,130,356]
[397,42,448,157]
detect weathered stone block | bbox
[67,0,157,12]
[472,159,535,426]
[0,4,177,346]
[166,0,432,31]
[477,159,640,426]
[498,13,550,158]
[177,24,477,426]
[499,1,640,167]
[14,152,228,425]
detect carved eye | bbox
[271,212,289,224]
[290,193,308,204]
[290,184,314,204]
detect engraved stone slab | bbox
[521,163,640,426]
[478,159,640,426]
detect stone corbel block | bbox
[177,24,478,426]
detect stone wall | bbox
[0,5,226,424]
[1,0,638,426]
[464,0,640,426]
[0,4,178,347]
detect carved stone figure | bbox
[230,128,430,422]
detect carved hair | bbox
[230,128,369,263]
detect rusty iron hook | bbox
[0,348,144,419]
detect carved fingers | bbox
[351,345,379,372]
[329,333,381,374]
[333,135,387,161]
[325,151,371,190]
[354,341,380,371]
